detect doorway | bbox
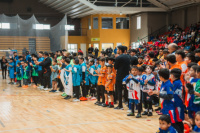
[80,43,86,57]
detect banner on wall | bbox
[60,69,73,96]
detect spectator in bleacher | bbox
[157,48,164,60]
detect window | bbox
[132,42,140,49]
[88,18,91,29]
[93,17,98,29]
[137,16,141,29]
[68,44,77,53]
[102,17,113,29]
[93,43,99,49]
[1,23,10,29]
[33,24,50,30]
[65,25,74,30]
[116,18,129,29]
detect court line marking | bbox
[0,118,158,132]
[0,120,5,128]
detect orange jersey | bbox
[176,61,188,85]
[97,66,107,85]
[112,64,116,84]
[137,63,143,67]
[169,64,183,83]
[198,61,200,66]
[105,73,115,91]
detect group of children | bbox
[5,46,200,133]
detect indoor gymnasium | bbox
[0,0,200,133]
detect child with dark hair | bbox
[7,58,15,84]
[88,59,97,100]
[22,62,30,88]
[95,58,106,106]
[140,65,156,116]
[148,52,155,65]
[72,58,81,102]
[193,111,200,132]
[186,66,200,120]
[123,66,141,118]
[156,115,178,133]
[30,55,39,88]
[79,57,87,101]
[49,60,59,92]
[149,68,177,131]
[15,62,22,87]
[185,53,196,64]
[170,68,184,133]
[137,56,143,67]
[63,58,73,99]
[102,64,115,108]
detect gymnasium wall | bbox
[130,13,148,43]
[0,36,50,57]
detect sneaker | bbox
[49,90,56,92]
[98,102,103,106]
[80,97,87,101]
[127,110,131,113]
[108,104,114,108]
[155,107,161,111]
[73,99,80,102]
[40,86,44,90]
[102,103,109,107]
[17,85,22,87]
[33,85,37,88]
[114,106,124,110]
[14,82,16,85]
[142,111,148,115]
[44,88,49,91]
[127,112,135,116]
[91,97,96,100]
[10,82,14,85]
[37,86,41,89]
[55,90,60,92]
[147,112,153,116]
[64,96,71,100]
[94,101,100,105]
[28,84,31,86]
[8,82,12,84]
[61,93,67,97]
[136,113,141,118]
[22,85,28,88]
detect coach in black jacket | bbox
[114,45,130,109]
[38,52,51,89]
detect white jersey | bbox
[126,75,140,100]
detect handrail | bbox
[139,25,167,41]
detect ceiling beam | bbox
[77,0,97,9]
[121,0,132,7]
[147,0,170,10]
[59,1,80,11]
[64,5,88,14]
[61,2,83,13]
[43,0,56,5]
[69,8,93,17]
[54,0,73,10]
[71,10,95,18]
[48,0,62,7]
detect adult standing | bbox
[1,56,8,79]
[37,51,44,88]
[94,47,99,58]
[88,46,94,55]
[114,45,130,110]
[37,52,52,90]
[114,47,117,54]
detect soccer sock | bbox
[144,109,147,112]
[149,109,152,112]
[111,102,113,105]
[106,101,108,105]
[131,103,135,113]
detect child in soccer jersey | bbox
[156,115,178,133]
[88,59,97,100]
[102,64,115,108]
[123,66,141,118]
[84,63,90,97]
[22,62,30,88]
[170,68,184,133]
[193,111,200,132]
[7,58,15,84]
[30,55,39,88]
[63,58,72,99]
[15,62,22,87]
[149,68,177,129]
[186,66,200,120]
[140,65,155,116]
[79,57,87,101]
[95,58,106,105]
[185,65,199,119]
[72,58,81,102]
[49,59,59,92]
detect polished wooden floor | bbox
[0,74,159,133]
